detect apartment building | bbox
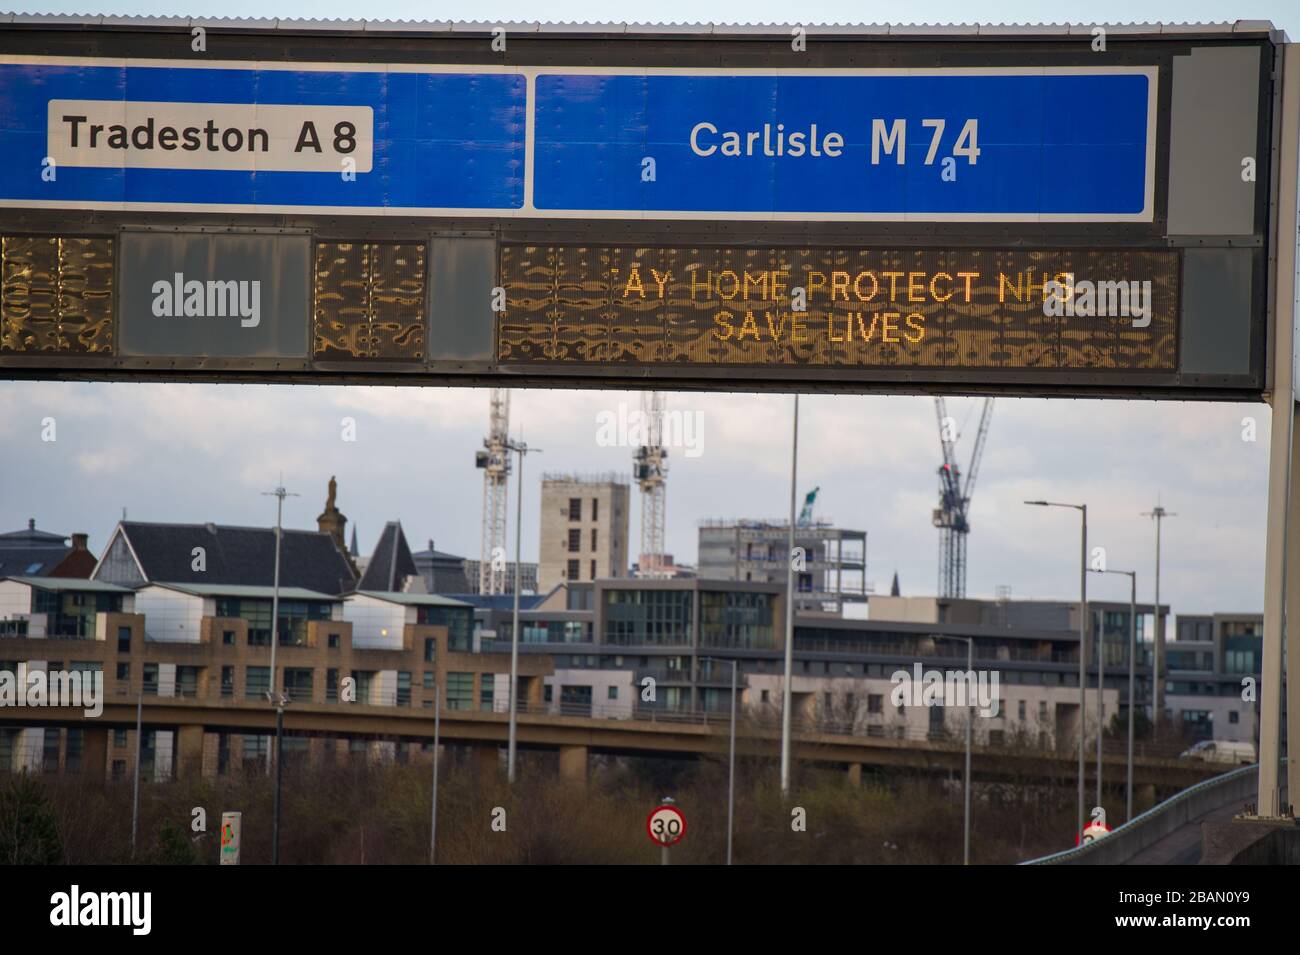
[0,519,554,778]
[488,574,1279,748]
[0,576,138,774]
[538,473,630,592]
[1165,612,1263,744]
[697,519,867,614]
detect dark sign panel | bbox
[118,232,309,359]
[499,245,1180,373]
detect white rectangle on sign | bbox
[47,100,373,173]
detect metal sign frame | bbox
[0,23,1281,401]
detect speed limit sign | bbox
[646,804,687,847]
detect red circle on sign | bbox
[646,804,687,847]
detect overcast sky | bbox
[2,1,1292,616]
[0,382,1274,615]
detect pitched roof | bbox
[0,523,68,549]
[3,575,133,594]
[0,547,71,577]
[153,582,340,601]
[355,591,471,608]
[449,593,549,611]
[358,521,417,592]
[116,521,357,595]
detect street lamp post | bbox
[262,479,298,864]
[1091,568,1138,822]
[698,655,738,865]
[272,694,286,865]
[1141,505,1175,732]
[430,681,441,864]
[932,635,973,865]
[505,438,540,784]
[780,394,800,796]
[1025,500,1088,843]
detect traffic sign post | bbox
[647,800,686,865]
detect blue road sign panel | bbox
[0,60,1154,221]
[0,59,526,212]
[532,69,1156,221]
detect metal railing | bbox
[4,675,1227,765]
[1020,761,1279,865]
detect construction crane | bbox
[932,398,994,598]
[797,486,821,527]
[475,389,511,594]
[633,391,670,578]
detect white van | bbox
[1178,739,1256,765]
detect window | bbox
[42,730,60,772]
[222,630,235,646]
[1018,701,1027,721]
[1038,701,1048,722]
[446,672,473,710]
[221,666,234,699]
[245,666,270,701]
[608,686,619,700]
[480,673,494,711]
[590,560,596,580]
[423,671,435,690]
[117,626,131,653]
[142,663,159,696]
[425,638,437,663]
[243,735,269,762]
[568,498,582,520]
[114,729,127,748]
[568,528,581,552]
[111,760,127,782]
[591,528,598,550]
[592,498,599,521]
[416,607,473,652]
[1229,711,1240,724]
[567,559,580,581]
[351,671,374,704]
[116,662,130,683]
[397,671,411,707]
[328,633,340,649]
[326,669,339,703]
[761,689,770,703]
[284,668,314,703]
[867,694,882,714]
[544,684,553,703]
[61,728,83,773]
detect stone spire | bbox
[317,475,355,576]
